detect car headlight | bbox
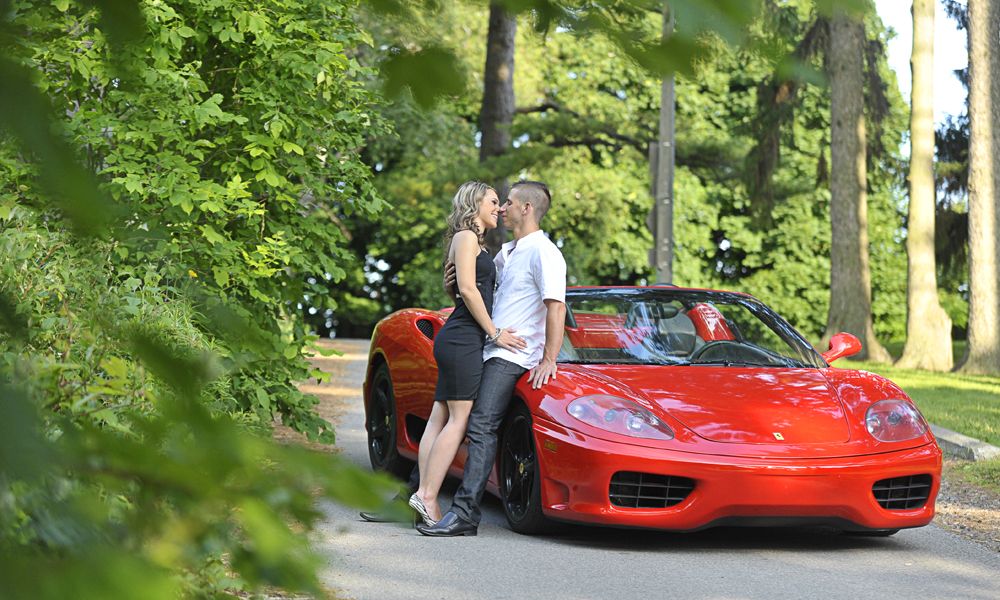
[567,395,674,440]
[865,399,928,442]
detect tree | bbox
[480,2,517,254]
[897,0,953,370]
[823,9,891,362]
[0,1,397,596]
[958,0,1000,374]
[345,1,909,343]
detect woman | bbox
[409,181,525,525]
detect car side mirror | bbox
[821,332,862,363]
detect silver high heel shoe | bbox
[408,493,437,527]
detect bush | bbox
[0,1,399,596]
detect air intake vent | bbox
[415,319,435,340]
[609,471,695,509]
[872,474,932,510]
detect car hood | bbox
[576,365,851,444]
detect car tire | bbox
[366,363,410,478]
[499,403,550,535]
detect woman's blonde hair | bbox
[443,181,494,261]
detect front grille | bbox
[415,319,435,340]
[609,471,695,508]
[872,474,933,510]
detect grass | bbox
[836,341,1000,447]
[948,459,1000,495]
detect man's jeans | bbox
[450,357,527,526]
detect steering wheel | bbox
[689,340,779,364]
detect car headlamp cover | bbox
[865,399,928,442]
[567,395,674,440]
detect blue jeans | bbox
[450,357,526,526]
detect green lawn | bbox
[948,459,1000,495]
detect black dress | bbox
[433,249,496,401]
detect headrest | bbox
[657,312,698,354]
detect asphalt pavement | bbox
[313,339,1000,600]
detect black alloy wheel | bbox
[499,403,549,534]
[366,363,409,477]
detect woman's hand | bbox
[494,328,527,352]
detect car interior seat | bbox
[656,311,702,356]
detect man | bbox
[416,180,566,537]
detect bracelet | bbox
[487,327,503,344]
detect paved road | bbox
[313,339,1000,600]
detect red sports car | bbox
[363,286,941,535]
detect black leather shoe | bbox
[359,510,404,523]
[359,491,417,523]
[415,511,477,537]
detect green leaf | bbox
[263,169,284,187]
[212,267,230,288]
[201,225,225,245]
[255,387,271,411]
[0,199,15,219]
[80,0,146,48]
[308,368,330,383]
[0,290,29,344]
[380,46,467,108]
[0,383,54,481]
[282,141,304,155]
[0,58,118,236]
[308,344,342,358]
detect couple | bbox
[365,179,566,537]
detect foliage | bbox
[0,0,400,596]
[344,0,910,346]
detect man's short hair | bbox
[510,180,551,222]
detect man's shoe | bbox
[359,490,419,523]
[415,511,477,537]
[359,510,405,523]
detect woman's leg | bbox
[418,399,474,521]
[416,401,449,497]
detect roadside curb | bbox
[931,424,1000,462]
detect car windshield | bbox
[558,289,825,368]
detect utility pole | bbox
[648,2,675,283]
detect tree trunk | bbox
[822,13,891,363]
[479,2,516,255]
[897,0,953,370]
[958,0,1000,374]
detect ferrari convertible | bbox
[363,286,941,535]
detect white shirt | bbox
[484,230,566,370]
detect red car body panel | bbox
[363,289,942,532]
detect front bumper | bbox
[533,417,942,531]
